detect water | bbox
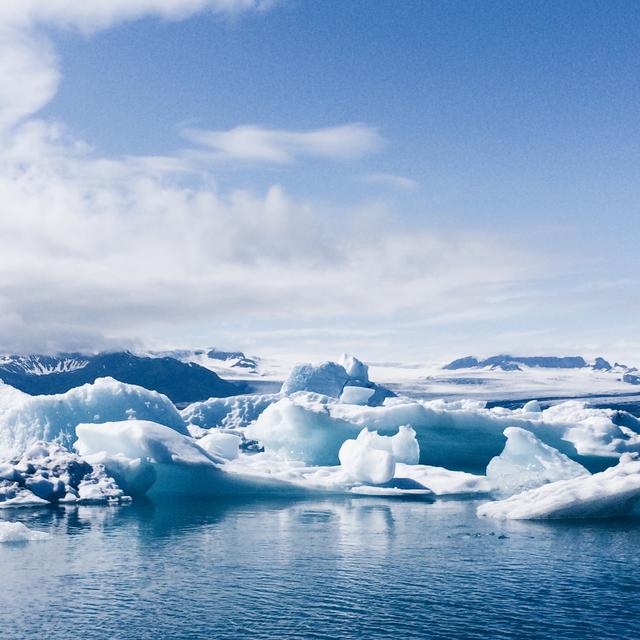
[1,498,639,640]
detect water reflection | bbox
[2,497,640,640]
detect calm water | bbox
[1,497,639,640]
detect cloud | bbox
[0,120,535,353]
[183,123,384,164]
[0,1,273,130]
[359,172,419,191]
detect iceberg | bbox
[245,392,640,472]
[181,392,281,431]
[338,426,419,485]
[340,386,375,405]
[0,441,127,507]
[281,361,349,397]
[0,521,50,542]
[478,453,640,520]
[0,377,188,459]
[245,395,361,465]
[486,427,589,495]
[74,420,290,498]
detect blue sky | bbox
[0,1,638,362]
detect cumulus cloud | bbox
[183,123,384,164]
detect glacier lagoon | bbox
[2,497,640,640]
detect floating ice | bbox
[486,427,589,495]
[181,393,281,431]
[197,431,242,461]
[340,386,375,405]
[281,361,349,397]
[339,429,396,484]
[0,441,127,507]
[339,354,369,384]
[0,521,50,542]
[0,377,188,459]
[245,393,640,472]
[478,453,640,520]
[522,400,542,413]
[245,395,361,465]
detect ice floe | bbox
[0,441,127,507]
[478,453,640,520]
[486,427,589,495]
[0,521,50,542]
[0,377,187,459]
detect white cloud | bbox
[183,123,384,164]
[0,0,551,358]
[0,120,535,353]
[0,1,272,130]
[359,172,419,191]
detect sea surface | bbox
[1,496,639,640]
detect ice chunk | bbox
[75,420,222,467]
[478,453,640,520]
[281,362,349,397]
[75,420,274,499]
[0,441,127,507]
[0,521,50,542]
[486,427,589,495]
[340,386,375,405]
[181,393,281,431]
[339,354,369,383]
[0,377,188,459]
[339,430,396,484]
[197,431,242,461]
[245,395,361,465]
[395,463,490,495]
[522,400,542,413]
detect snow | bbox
[0,521,50,542]
[486,427,589,495]
[0,377,188,459]
[478,453,640,520]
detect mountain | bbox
[0,352,244,403]
[444,354,594,371]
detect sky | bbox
[0,0,638,363]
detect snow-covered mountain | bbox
[0,352,243,404]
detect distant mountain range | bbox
[443,354,639,383]
[0,352,244,403]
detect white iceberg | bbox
[0,377,188,459]
[0,521,50,542]
[281,361,349,397]
[245,395,361,465]
[339,353,369,383]
[340,386,375,405]
[197,431,242,461]
[181,392,281,431]
[478,453,640,520]
[486,427,589,495]
[0,441,127,508]
[246,392,640,472]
